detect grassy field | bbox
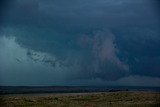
[0,92,160,107]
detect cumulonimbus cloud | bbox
[0,0,159,86]
[76,30,130,80]
[0,30,130,84]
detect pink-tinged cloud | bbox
[93,30,129,72]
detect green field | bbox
[0,92,160,107]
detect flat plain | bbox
[0,91,160,107]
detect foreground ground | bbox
[0,92,160,107]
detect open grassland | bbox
[0,92,160,107]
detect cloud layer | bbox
[0,0,160,86]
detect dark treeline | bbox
[0,86,159,95]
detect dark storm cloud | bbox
[113,27,160,77]
[0,0,160,85]
[2,0,160,29]
[0,0,12,25]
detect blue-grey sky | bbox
[0,0,160,86]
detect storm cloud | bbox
[0,0,160,86]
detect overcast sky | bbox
[0,0,160,86]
